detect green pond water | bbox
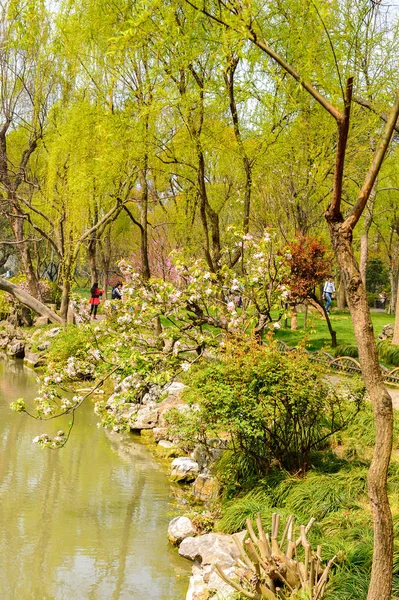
[0,360,190,599]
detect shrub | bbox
[185,338,363,478]
[334,344,359,358]
[377,340,399,366]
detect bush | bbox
[377,340,399,366]
[185,339,363,480]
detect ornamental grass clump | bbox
[216,512,335,599]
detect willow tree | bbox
[183,0,399,598]
[0,0,56,297]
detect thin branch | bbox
[345,91,399,230]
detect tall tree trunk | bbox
[9,207,41,299]
[359,188,376,286]
[290,304,297,330]
[139,162,151,281]
[224,56,252,235]
[328,222,393,600]
[337,268,347,309]
[59,257,72,322]
[391,275,399,345]
[87,236,98,287]
[389,265,399,315]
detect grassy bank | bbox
[274,309,393,353]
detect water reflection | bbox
[0,360,189,599]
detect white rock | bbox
[165,381,187,393]
[129,403,159,429]
[207,566,238,597]
[48,327,60,338]
[185,570,210,600]
[168,516,196,545]
[153,427,168,442]
[179,533,242,569]
[158,440,175,449]
[171,457,199,482]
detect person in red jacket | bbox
[89,282,103,319]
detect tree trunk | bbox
[290,304,297,330]
[309,296,337,347]
[337,268,347,309]
[328,221,393,600]
[139,163,151,281]
[59,258,72,322]
[0,278,63,324]
[391,274,399,345]
[359,189,375,287]
[390,266,399,315]
[87,237,98,286]
[9,207,41,299]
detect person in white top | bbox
[322,276,336,315]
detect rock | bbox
[193,474,220,502]
[0,336,9,348]
[129,402,159,430]
[179,532,243,569]
[7,340,25,358]
[186,567,210,600]
[158,440,175,449]
[193,445,210,472]
[379,323,394,340]
[207,566,238,598]
[48,327,61,338]
[37,341,51,352]
[165,381,187,394]
[158,396,190,427]
[24,352,43,367]
[171,457,199,482]
[153,427,168,442]
[168,516,197,545]
[33,316,50,326]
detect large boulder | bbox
[179,532,243,569]
[153,427,169,442]
[186,566,211,600]
[129,402,159,430]
[37,341,51,352]
[171,457,199,482]
[24,352,44,367]
[33,316,49,326]
[168,516,197,545]
[193,474,220,503]
[379,323,394,340]
[7,340,25,358]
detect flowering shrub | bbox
[11,230,294,445]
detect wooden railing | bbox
[276,340,399,386]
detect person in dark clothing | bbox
[89,282,103,319]
[111,282,123,300]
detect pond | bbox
[0,359,190,599]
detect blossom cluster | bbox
[17,229,292,443]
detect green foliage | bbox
[366,258,389,294]
[377,340,399,367]
[184,339,362,482]
[46,325,94,368]
[333,344,359,358]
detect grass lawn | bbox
[275,309,393,352]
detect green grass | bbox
[274,309,393,353]
[215,402,399,599]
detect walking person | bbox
[89,282,103,319]
[322,276,336,315]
